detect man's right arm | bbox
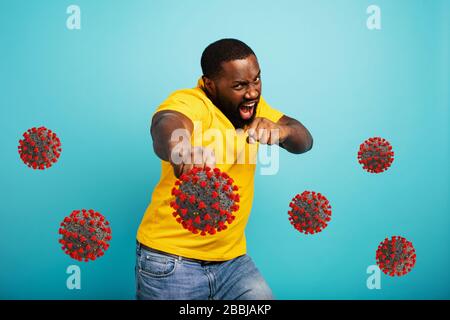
[150,110,215,178]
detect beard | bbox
[212,93,258,129]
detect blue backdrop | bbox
[0,0,448,299]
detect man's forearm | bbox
[279,119,313,154]
[151,112,192,162]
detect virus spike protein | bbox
[170,167,240,236]
[357,137,394,173]
[59,209,112,262]
[376,236,416,276]
[18,126,62,170]
[288,191,332,234]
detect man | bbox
[136,38,313,300]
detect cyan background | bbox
[0,0,448,299]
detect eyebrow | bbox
[232,70,261,84]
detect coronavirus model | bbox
[288,191,331,234]
[18,126,62,170]
[376,236,416,276]
[170,166,240,236]
[58,209,112,262]
[288,191,332,234]
[357,137,394,173]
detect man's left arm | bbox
[247,115,313,154]
[277,115,313,154]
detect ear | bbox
[202,76,216,97]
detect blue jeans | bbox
[135,242,274,300]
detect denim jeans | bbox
[135,242,274,300]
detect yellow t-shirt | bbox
[137,78,283,261]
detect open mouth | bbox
[239,101,258,120]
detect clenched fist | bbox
[170,145,216,178]
[246,117,289,145]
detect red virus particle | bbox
[376,236,416,276]
[58,209,112,262]
[357,137,394,173]
[170,167,240,236]
[288,191,332,234]
[18,126,62,170]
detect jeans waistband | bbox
[136,241,221,265]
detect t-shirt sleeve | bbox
[153,90,212,128]
[257,96,284,123]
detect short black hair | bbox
[201,38,256,79]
